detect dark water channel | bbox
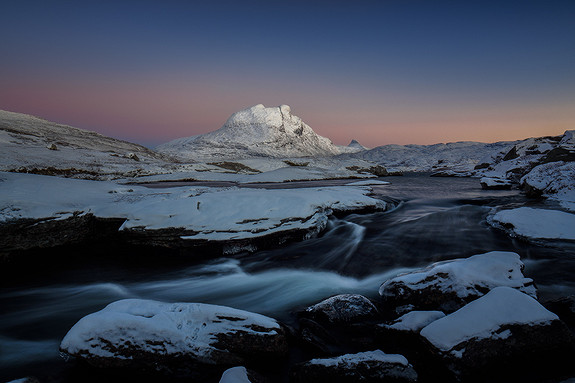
[1,174,574,382]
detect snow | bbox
[379,251,536,299]
[490,207,575,240]
[0,171,385,242]
[307,350,409,367]
[420,286,559,353]
[157,104,342,160]
[480,177,512,188]
[60,299,281,364]
[521,161,575,209]
[343,140,515,173]
[383,311,446,332]
[0,109,173,179]
[219,366,251,383]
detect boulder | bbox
[379,251,536,313]
[60,299,288,374]
[420,287,575,379]
[303,294,379,325]
[298,294,381,353]
[291,350,418,383]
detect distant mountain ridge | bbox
[157,104,342,160]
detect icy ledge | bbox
[0,172,386,253]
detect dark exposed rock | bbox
[503,146,519,161]
[298,295,381,354]
[538,147,575,164]
[303,294,380,325]
[544,296,575,330]
[0,214,125,260]
[291,350,418,383]
[474,162,490,170]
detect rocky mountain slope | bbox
[0,109,174,179]
[157,104,342,160]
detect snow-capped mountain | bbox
[157,104,342,160]
[0,109,171,179]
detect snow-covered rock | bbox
[479,176,513,190]
[0,172,386,255]
[489,207,575,241]
[521,161,575,209]
[60,299,288,372]
[382,311,446,333]
[420,286,574,377]
[219,366,253,383]
[157,104,342,160]
[291,350,417,383]
[476,131,574,190]
[303,294,379,325]
[379,251,536,313]
[343,141,515,173]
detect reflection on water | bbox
[1,174,574,381]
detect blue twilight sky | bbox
[1,0,574,147]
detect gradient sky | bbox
[1,0,574,148]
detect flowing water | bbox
[1,174,574,382]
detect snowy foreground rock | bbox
[0,172,386,255]
[60,299,288,373]
[489,207,575,241]
[291,350,417,383]
[379,251,536,313]
[420,286,575,377]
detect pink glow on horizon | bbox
[1,74,573,148]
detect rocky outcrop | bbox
[379,251,536,313]
[420,287,575,379]
[60,299,288,375]
[291,350,418,383]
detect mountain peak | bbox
[158,104,342,160]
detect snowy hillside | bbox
[157,104,342,160]
[343,141,516,173]
[0,109,173,179]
